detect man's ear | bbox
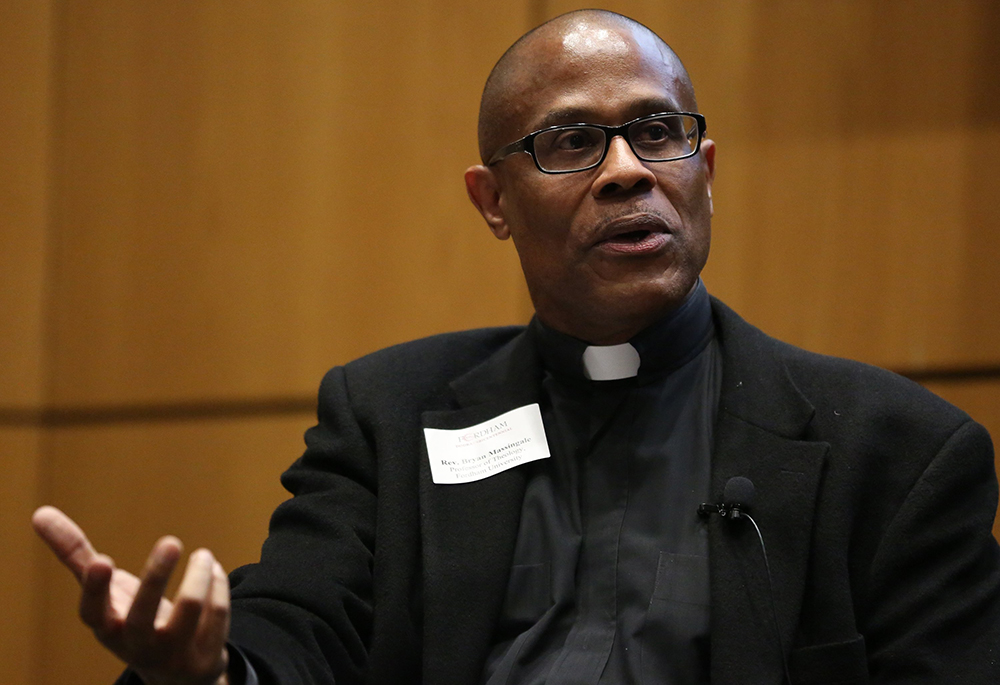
[465,165,510,240]
[701,139,716,217]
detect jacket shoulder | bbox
[317,326,526,408]
[347,326,524,375]
[710,297,972,435]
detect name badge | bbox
[423,404,550,484]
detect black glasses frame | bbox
[487,111,707,174]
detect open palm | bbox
[33,506,230,685]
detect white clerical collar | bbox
[581,342,641,381]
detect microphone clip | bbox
[697,502,749,520]
[697,502,721,518]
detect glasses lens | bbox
[629,114,700,161]
[533,126,606,172]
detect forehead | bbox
[508,22,691,134]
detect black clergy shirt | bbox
[481,280,722,685]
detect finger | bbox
[32,506,98,582]
[124,536,182,635]
[194,561,231,669]
[165,549,216,645]
[79,553,116,631]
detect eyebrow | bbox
[532,97,685,130]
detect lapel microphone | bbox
[698,476,793,684]
[698,476,755,520]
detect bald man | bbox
[35,10,1000,685]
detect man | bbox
[33,10,1000,684]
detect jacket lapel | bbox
[418,328,544,685]
[708,299,830,683]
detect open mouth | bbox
[612,229,654,242]
[596,225,670,255]
[591,213,673,255]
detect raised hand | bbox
[32,506,231,685]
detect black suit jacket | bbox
[226,299,1000,684]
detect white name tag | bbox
[423,404,550,484]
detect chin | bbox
[614,273,695,307]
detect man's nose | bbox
[592,135,656,197]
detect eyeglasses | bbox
[487,112,706,174]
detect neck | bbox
[530,280,714,382]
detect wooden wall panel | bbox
[546,0,1000,371]
[1,3,52,684]
[47,0,533,409]
[0,0,51,409]
[37,413,315,685]
[0,428,45,685]
[920,379,1000,538]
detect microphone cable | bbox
[700,477,793,684]
[741,510,792,685]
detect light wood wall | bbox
[2,1,998,683]
[1,1,53,683]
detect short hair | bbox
[477,9,695,163]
